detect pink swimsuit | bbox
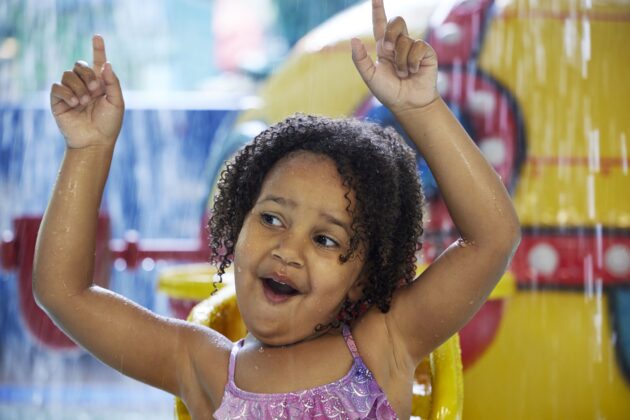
[213,325,398,419]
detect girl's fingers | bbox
[394,35,414,77]
[61,70,90,106]
[383,16,408,53]
[49,35,122,119]
[101,62,124,108]
[50,83,78,114]
[410,40,438,73]
[73,61,102,96]
[92,35,107,77]
[408,40,430,73]
[372,0,388,41]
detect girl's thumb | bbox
[351,38,375,84]
[101,62,124,108]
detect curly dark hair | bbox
[208,113,424,320]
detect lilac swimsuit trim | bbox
[213,324,398,419]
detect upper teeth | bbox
[269,278,288,286]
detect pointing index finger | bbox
[372,0,388,41]
[92,34,107,76]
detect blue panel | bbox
[611,287,630,386]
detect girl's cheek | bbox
[233,240,248,266]
[234,222,253,253]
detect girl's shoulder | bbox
[352,307,416,413]
[181,325,233,412]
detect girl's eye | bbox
[314,235,339,248]
[261,213,283,227]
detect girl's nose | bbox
[271,233,305,268]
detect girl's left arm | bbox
[352,0,521,365]
[389,96,521,364]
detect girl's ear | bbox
[347,272,367,301]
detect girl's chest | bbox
[233,336,355,394]
[230,339,412,418]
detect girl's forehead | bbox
[266,151,339,182]
[259,151,357,213]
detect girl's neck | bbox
[245,323,343,350]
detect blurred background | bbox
[1,0,629,419]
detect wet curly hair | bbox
[208,113,424,320]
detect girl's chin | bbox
[244,318,338,347]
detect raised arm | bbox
[33,36,230,407]
[351,0,521,364]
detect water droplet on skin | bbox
[492,192,504,215]
[258,347,264,353]
[457,238,473,248]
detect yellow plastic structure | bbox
[158,264,233,301]
[464,291,630,418]
[461,1,630,418]
[173,280,463,420]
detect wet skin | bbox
[233,151,366,347]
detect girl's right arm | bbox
[33,35,231,408]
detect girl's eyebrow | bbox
[258,194,351,236]
[321,213,351,237]
[257,194,296,207]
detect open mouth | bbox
[262,278,299,295]
[261,277,299,303]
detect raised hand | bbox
[351,0,439,113]
[50,35,124,149]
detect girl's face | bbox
[233,151,366,346]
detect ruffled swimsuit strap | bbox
[227,339,243,384]
[341,324,361,360]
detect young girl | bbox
[35,0,520,418]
